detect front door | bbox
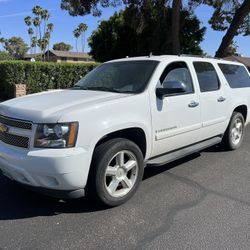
[151,61,201,157]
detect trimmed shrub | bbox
[0,60,98,99]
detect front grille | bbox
[0,132,29,148]
[0,115,32,130]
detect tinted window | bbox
[160,62,194,94]
[74,60,159,94]
[218,64,250,88]
[193,62,220,92]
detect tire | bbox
[222,112,245,150]
[87,138,144,207]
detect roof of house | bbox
[23,53,41,59]
[47,50,92,59]
[224,55,250,67]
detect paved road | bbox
[1,127,250,250]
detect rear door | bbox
[192,61,227,140]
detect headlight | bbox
[34,122,78,148]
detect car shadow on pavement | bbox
[0,152,201,221]
[0,174,107,220]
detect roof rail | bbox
[179,54,224,60]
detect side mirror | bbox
[156,80,187,99]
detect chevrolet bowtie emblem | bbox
[0,123,9,133]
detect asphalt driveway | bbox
[0,126,250,250]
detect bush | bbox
[0,60,98,99]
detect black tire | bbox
[87,138,144,207]
[222,112,245,150]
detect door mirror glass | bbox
[156,80,187,98]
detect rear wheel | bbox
[88,138,144,207]
[222,112,245,150]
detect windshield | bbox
[73,60,159,93]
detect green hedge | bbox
[0,60,98,99]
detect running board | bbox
[147,136,222,167]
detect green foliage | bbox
[3,37,29,59]
[89,9,206,62]
[61,0,121,16]
[0,52,15,61]
[226,41,239,56]
[0,61,97,99]
[193,0,250,35]
[53,42,73,51]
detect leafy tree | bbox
[3,37,29,59]
[61,0,205,55]
[226,40,239,56]
[53,42,73,51]
[61,0,121,16]
[192,0,250,57]
[0,51,14,61]
[89,9,206,62]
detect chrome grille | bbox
[0,115,32,130]
[0,132,29,148]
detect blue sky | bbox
[0,0,250,56]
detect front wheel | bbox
[222,112,245,150]
[88,138,144,207]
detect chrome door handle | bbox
[188,101,199,108]
[217,96,226,102]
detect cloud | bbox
[0,11,32,18]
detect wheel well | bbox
[96,128,147,157]
[234,105,247,122]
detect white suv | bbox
[0,55,250,206]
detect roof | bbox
[47,50,92,59]
[107,54,243,65]
[23,53,41,59]
[224,55,250,67]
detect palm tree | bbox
[46,23,54,61]
[24,16,34,53]
[28,27,34,53]
[32,6,43,54]
[73,28,81,52]
[41,9,50,45]
[33,17,40,53]
[78,23,88,52]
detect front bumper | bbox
[0,143,92,198]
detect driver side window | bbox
[160,62,194,94]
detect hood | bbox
[0,89,129,123]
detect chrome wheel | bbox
[231,118,243,145]
[104,150,139,198]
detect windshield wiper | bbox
[78,86,123,93]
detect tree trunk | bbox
[172,0,182,55]
[83,31,85,53]
[215,0,250,58]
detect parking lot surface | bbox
[0,126,250,250]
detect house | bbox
[23,53,41,61]
[23,50,95,63]
[44,50,94,63]
[224,55,250,71]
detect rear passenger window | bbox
[193,62,220,92]
[218,64,250,88]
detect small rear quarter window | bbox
[218,63,250,88]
